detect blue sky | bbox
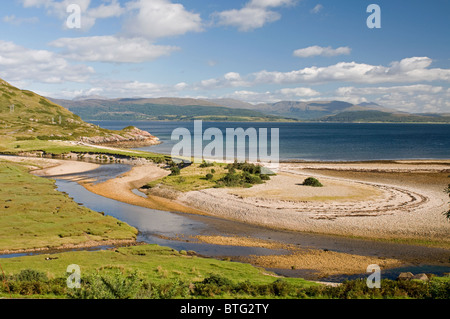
[1,0,449,113]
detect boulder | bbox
[397,272,414,281]
[412,273,429,281]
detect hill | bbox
[47,94,450,124]
[50,97,295,122]
[320,110,450,123]
[0,79,160,148]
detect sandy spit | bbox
[0,155,100,176]
[82,163,208,216]
[177,161,450,245]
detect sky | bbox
[0,0,449,113]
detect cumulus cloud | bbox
[278,87,321,97]
[198,72,251,89]
[214,0,296,31]
[335,84,450,113]
[293,45,351,58]
[253,57,450,84]
[20,0,123,31]
[50,36,179,63]
[123,0,203,40]
[0,40,94,84]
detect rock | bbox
[78,126,161,148]
[397,272,414,281]
[412,273,429,281]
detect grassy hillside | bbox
[0,79,114,140]
[0,79,166,160]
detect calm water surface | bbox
[91,121,450,161]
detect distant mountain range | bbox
[50,96,450,123]
[50,97,293,122]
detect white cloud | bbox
[253,57,450,84]
[59,79,192,100]
[223,86,320,104]
[21,0,124,31]
[0,40,94,84]
[214,0,296,31]
[3,15,39,25]
[50,36,179,63]
[293,45,351,58]
[123,0,203,40]
[279,87,320,97]
[198,72,250,89]
[310,4,323,14]
[335,84,450,113]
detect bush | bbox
[443,184,450,220]
[302,177,323,187]
[169,166,180,176]
[15,269,48,282]
[205,173,214,180]
[199,161,214,168]
[69,270,141,299]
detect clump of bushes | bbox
[302,177,323,187]
[199,161,215,168]
[215,161,272,188]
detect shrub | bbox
[69,270,141,299]
[169,166,180,176]
[205,173,214,180]
[302,177,323,187]
[443,184,450,221]
[15,269,48,282]
[199,161,214,168]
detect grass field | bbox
[0,160,138,253]
[147,162,229,192]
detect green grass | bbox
[1,246,448,299]
[147,161,273,193]
[0,161,138,252]
[0,244,316,299]
[0,244,310,286]
[147,162,230,192]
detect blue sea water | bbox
[90,121,450,161]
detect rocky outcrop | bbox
[397,272,429,281]
[78,126,161,148]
